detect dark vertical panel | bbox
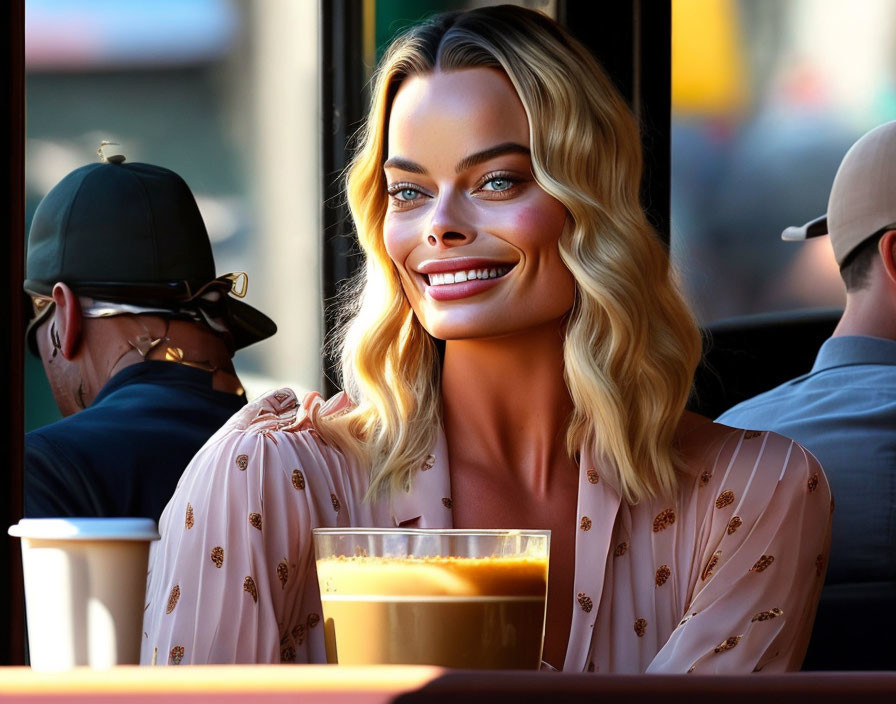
[320,0,370,397]
[2,0,26,666]
[636,0,672,246]
[559,0,671,245]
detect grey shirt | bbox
[717,335,896,584]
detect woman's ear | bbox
[51,282,83,360]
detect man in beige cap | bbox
[717,121,896,670]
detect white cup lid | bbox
[8,518,160,541]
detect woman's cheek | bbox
[502,201,567,249]
[382,220,407,266]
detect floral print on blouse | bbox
[141,388,832,672]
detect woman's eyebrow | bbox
[383,143,531,176]
[383,156,427,174]
[454,142,530,173]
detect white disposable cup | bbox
[8,518,160,670]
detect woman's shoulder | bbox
[674,411,827,495]
[178,387,359,491]
[225,388,353,436]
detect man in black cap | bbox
[24,151,276,522]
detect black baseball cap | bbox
[24,158,276,353]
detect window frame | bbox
[3,0,25,667]
[1,0,670,664]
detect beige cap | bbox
[782,120,896,265]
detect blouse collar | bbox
[388,426,625,673]
[389,426,453,528]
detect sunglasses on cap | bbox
[23,273,250,358]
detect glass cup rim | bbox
[312,527,551,538]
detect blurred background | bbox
[671,0,896,321]
[23,0,896,431]
[25,0,323,430]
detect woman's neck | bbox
[440,319,575,495]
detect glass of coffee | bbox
[312,528,549,669]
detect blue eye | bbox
[388,185,424,204]
[482,177,513,192]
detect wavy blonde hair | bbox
[318,5,701,504]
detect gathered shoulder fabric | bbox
[140,388,387,665]
[142,391,832,671]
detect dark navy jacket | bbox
[25,361,247,522]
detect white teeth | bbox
[427,266,511,286]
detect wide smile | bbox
[427,265,512,286]
[415,258,517,302]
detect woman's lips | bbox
[417,262,515,301]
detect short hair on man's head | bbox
[839,227,890,291]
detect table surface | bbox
[0,666,894,704]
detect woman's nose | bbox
[427,230,468,247]
[427,197,475,248]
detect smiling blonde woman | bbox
[142,5,831,672]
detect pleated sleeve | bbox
[140,389,347,665]
[647,429,832,673]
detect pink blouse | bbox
[141,387,832,672]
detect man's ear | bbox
[51,283,82,360]
[879,230,896,287]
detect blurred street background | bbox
[23,0,896,430]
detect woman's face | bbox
[383,67,575,341]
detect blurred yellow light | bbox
[672,0,748,115]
